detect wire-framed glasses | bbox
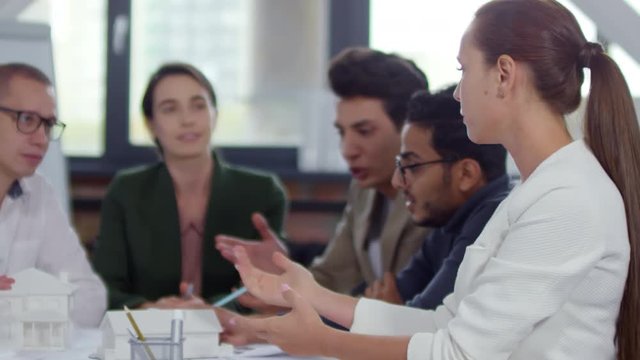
[395,155,458,185]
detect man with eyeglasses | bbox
[363,88,510,309]
[0,63,106,326]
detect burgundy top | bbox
[179,213,204,296]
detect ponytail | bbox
[584,50,640,360]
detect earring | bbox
[497,88,505,99]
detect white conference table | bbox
[3,328,332,360]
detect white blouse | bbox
[351,140,629,360]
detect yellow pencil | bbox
[124,305,156,360]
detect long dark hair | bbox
[473,1,640,358]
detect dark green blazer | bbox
[92,155,287,309]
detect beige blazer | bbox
[310,181,430,294]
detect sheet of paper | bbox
[233,343,286,357]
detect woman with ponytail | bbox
[224,1,640,358]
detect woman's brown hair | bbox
[141,62,217,120]
[473,1,640,358]
[141,62,217,154]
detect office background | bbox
[4,0,639,248]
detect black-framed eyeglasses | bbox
[0,105,66,141]
[395,155,458,185]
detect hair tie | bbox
[578,42,604,69]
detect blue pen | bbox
[213,287,248,307]
[182,283,194,299]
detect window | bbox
[27,298,41,310]
[51,323,63,343]
[370,0,598,92]
[129,0,253,146]
[0,322,9,343]
[610,45,640,96]
[14,0,351,174]
[19,0,108,157]
[604,0,640,97]
[35,322,49,346]
[370,0,639,96]
[23,322,34,347]
[128,0,329,148]
[369,0,640,178]
[11,0,639,176]
[0,299,10,342]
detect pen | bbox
[213,286,248,307]
[182,282,194,299]
[124,305,157,360]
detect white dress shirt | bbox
[0,173,107,327]
[351,140,629,359]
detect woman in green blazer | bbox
[92,63,287,310]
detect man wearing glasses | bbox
[211,87,512,346]
[0,63,106,326]
[364,88,510,309]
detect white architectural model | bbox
[98,308,228,360]
[0,268,75,351]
